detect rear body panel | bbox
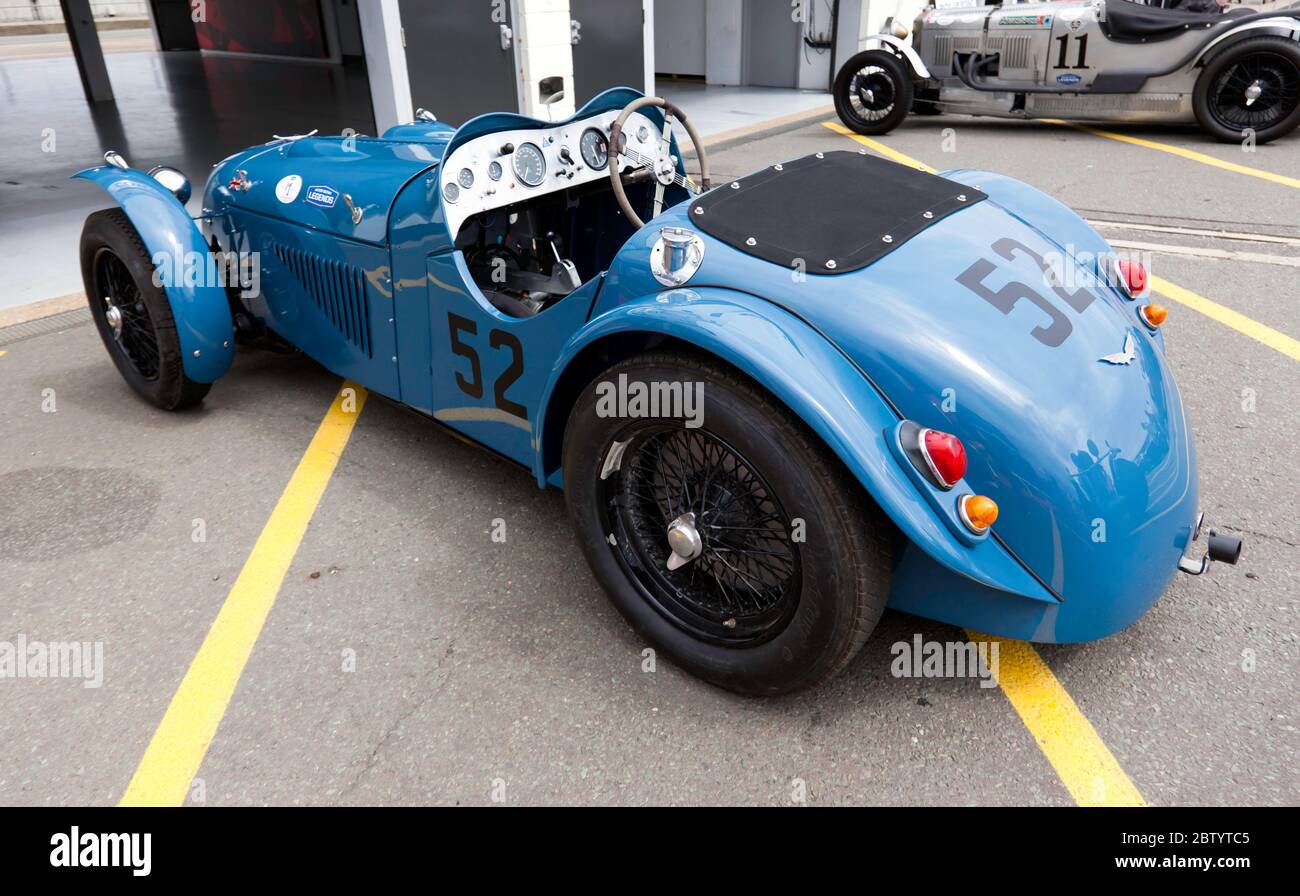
[587,169,1197,642]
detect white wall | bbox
[513,0,576,120]
[692,0,863,92]
[655,0,706,76]
[704,0,742,85]
[795,0,837,91]
[1,1,148,23]
[357,0,411,132]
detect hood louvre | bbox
[270,243,372,358]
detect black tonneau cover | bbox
[689,151,985,274]
[1102,0,1238,43]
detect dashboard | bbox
[439,109,664,238]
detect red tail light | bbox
[919,428,967,489]
[1116,259,1147,298]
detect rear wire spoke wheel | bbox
[606,426,801,644]
[1194,38,1300,144]
[833,49,913,136]
[562,352,894,696]
[80,208,211,410]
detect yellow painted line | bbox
[1042,119,1300,189]
[971,632,1146,807]
[1151,275,1300,362]
[821,120,936,172]
[120,382,367,806]
[0,350,6,358]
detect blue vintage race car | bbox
[74,87,1240,695]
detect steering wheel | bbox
[608,96,711,229]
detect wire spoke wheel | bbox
[600,425,800,645]
[1208,52,1300,133]
[833,49,912,137]
[93,248,161,381]
[848,67,897,122]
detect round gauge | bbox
[637,125,650,143]
[512,142,546,186]
[442,182,459,203]
[579,127,609,170]
[487,160,503,181]
[457,167,475,189]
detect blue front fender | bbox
[73,166,234,383]
[535,286,1057,605]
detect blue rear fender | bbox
[73,166,235,383]
[534,286,1058,607]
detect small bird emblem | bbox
[1098,332,1136,366]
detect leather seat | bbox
[1102,0,1231,42]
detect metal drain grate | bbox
[0,308,93,347]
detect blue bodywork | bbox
[75,87,1198,644]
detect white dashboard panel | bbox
[440,110,663,238]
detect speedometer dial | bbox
[513,142,546,186]
[579,128,609,170]
[457,167,475,189]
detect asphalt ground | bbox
[0,113,1296,806]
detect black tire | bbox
[562,352,893,696]
[833,49,914,136]
[1193,36,1300,144]
[79,208,212,410]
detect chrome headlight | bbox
[148,165,192,204]
[650,226,705,288]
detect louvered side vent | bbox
[270,243,372,358]
[992,34,1032,71]
[927,35,985,72]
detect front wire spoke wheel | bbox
[848,66,896,122]
[95,249,161,381]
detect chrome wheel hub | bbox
[665,512,703,570]
[104,301,123,339]
[1245,79,1263,107]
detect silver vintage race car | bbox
[833,0,1300,142]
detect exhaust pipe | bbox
[1178,512,1243,575]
